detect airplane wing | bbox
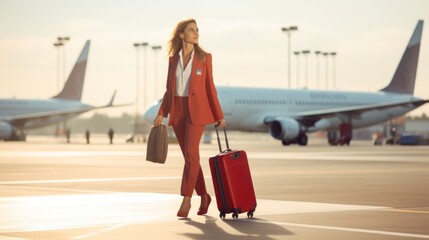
[93,90,133,110]
[1,91,132,128]
[1,107,93,127]
[264,98,429,125]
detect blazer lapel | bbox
[170,55,180,92]
[189,52,203,91]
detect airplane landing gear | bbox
[327,131,337,145]
[327,123,352,146]
[5,129,26,141]
[281,134,308,146]
[297,134,308,146]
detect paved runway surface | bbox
[0,133,428,239]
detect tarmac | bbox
[0,133,428,240]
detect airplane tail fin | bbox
[52,40,90,101]
[380,20,423,95]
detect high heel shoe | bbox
[177,202,191,218]
[197,194,211,215]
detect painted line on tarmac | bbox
[0,185,114,194]
[0,151,182,158]
[247,219,429,239]
[72,224,126,239]
[0,176,182,185]
[383,208,429,214]
[0,151,144,157]
[0,237,30,240]
[248,152,429,162]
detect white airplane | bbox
[143,20,428,146]
[0,40,127,141]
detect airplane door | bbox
[219,92,233,115]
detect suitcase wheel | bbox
[232,212,239,219]
[219,212,226,219]
[247,211,254,218]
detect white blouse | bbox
[175,49,194,97]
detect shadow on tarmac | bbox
[181,216,293,239]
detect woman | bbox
[154,18,226,218]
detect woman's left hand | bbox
[217,119,226,128]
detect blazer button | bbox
[191,93,195,96]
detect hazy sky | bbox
[1,0,429,117]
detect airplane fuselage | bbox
[216,86,420,131]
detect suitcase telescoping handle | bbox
[215,124,231,153]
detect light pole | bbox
[323,52,329,89]
[294,51,300,88]
[152,45,162,102]
[281,26,298,88]
[330,52,337,90]
[142,43,149,111]
[133,43,141,138]
[314,51,321,89]
[57,36,70,84]
[53,41,63,92]
[53,36,69,137]
[301,50,311,88]
[133,42,150,142]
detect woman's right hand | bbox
[153,115,164,126]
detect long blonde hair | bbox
[168,18,206,61]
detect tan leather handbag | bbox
[146,125,168,164]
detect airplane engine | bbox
[0,122,13,140]
[269,118,301,141]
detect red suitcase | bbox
[209,126,257,219]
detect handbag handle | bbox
[214,124,231,153]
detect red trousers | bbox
[172,96,207,197]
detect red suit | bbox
[158,52,224,197]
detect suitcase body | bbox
[209,127,257,219]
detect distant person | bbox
[65,128,71,143]
[390,124,398,144]
[153,18,225,218]
[390,125,397,138]
[85,129,90,144]
[108,128,114,144]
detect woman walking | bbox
[154,18,226,218]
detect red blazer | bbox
[157,52,224,126]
